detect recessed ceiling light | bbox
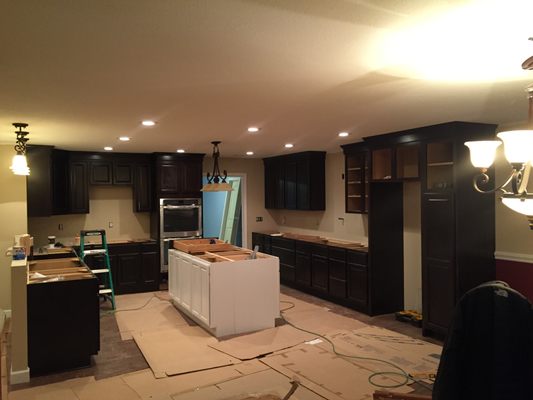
[104,146,113,151]
[176,149,185,153]
[246,151,254,156]
[119,136,130,141]
[247,127,260,133]
[284,143,294,149]
[338,132,349,137]
[142,120,156,126]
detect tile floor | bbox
[10,286,442,399]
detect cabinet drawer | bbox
[271,237,295,250]
[310,244,328,258]
[329,277,347,299]
[347,250,367,265]
[271,246,295,267]
[295,240,312,254]
[328,246,346,261]
[329,259,346,280]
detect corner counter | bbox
[168,243,280,338]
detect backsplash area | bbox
[29,186,151,247]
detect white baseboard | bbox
[10,367,30,384]
[495,251,533,264]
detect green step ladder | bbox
[79,229,116,310]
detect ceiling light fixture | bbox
[141,120,156,126]
[465,46,533,229]
[247,127,260,133]
[119,136,130,141]
[176,149,185,153]
[10,122,30,176]
[338,132,349,137]
[284,143,294,149]
[201,141,232,192]
[104,146,113,151]
[246,151,254,156]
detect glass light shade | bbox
[201,182,233,192]
[497,130,533,164]
[464,141,501,168]
[501,195,533,216]
[10,154,30,176]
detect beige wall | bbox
[29,186,151,248]
[0,145,28,310]
[203,157,278,248]
[268,153,369,244]
[403,182,422,311]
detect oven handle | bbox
[162,205,199,210]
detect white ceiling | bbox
[1,0,532,157]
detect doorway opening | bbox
[202,175,246,247]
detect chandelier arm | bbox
[472,171,516,194]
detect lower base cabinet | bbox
[254,232,391,315]
[28,276,100,375]
[83,240,159,294]
[168,248,279,337]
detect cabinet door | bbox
[178,256,192,311]
[182,159,203,196]
[26,146,53,217]
[274,160,285,209]
[190,261,210,325]
[284,159,297,209]
[168,251,178,302]
[90,161,113,185]
[347,263,368,308]
[159,163,179,194]
[422,193,455,332]
[296,157,310,210]
[134,163,152,212]
[113,162,133,185]
[311,255,328,292]
[295,253,311,287]
[141,250,158,291]
[251,232,264,253]
[69,161,89,213]
[117,253,142,294]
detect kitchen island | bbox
[168,240,279,338]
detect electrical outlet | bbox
[256,216,263,222]
[58,223,63,231]
[109,222,113,228]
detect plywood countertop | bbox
[256,231,368,251]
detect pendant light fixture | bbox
[201,141,233,192]
[10,122,30,176]
[465,45,533,229]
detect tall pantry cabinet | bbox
[342,122,497,337]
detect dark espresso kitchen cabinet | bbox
[69,160,90,214]
[89,161,113,185]
[133,163,152,212]
[154,153,205,198]
[270,237,296,284]
[310,244,328,293]
[83,241,159,294]
[263,152,326,211]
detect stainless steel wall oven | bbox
[159,198,202,272]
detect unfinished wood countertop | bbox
[257,231,368,251]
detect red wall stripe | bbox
[496,259,533,302]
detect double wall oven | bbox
[160,198,202,272]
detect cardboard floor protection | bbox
[115,300,191,340]
[122,360,270,400]
[8,376,96,400]
[71,376,142,400]
[209,325,316,360]
[323,326,441,379]
[261,344,414,400]
[282,308,368,336]
[279,293,325,314]
[133,326,240,378]
[171,369,328,400]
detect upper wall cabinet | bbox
[153,153,205,199]
[341,143,369,213]
[26,147,153,216]
[263,152,326,211]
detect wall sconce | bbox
[201,141,232,192]
[465,57,533,228]
[10,122,30,176]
